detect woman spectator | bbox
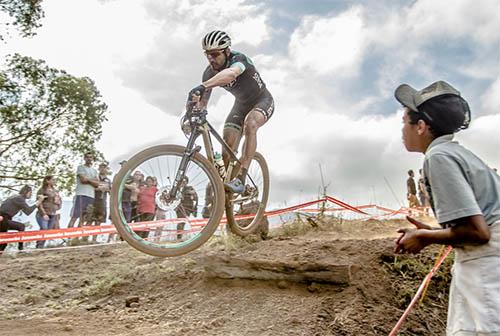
[130,171,144,222]
[35,175,60,248]
[0,185,45,252]
[137,176,157,239]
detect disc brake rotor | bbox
[155,185,181,211]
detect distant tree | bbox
[0,0,44,40]
[0,54,108,193]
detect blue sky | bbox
[2,0,500,209]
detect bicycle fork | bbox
[168,130,200,199]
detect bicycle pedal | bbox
[243,185,256,197]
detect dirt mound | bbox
[0,217,451,335]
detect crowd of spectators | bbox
[0,152,201,252]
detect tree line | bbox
[1,1,108,194]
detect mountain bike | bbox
[110,101,269,257]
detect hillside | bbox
[0,216,452,336]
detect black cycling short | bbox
[224,89,274,132]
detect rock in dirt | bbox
[277,280,289,289]
[100,251,113,258]
[202,254,351,284]
[125,296,140,307]
[129,302,140,308]
[307,282,321,293]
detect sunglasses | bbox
[204,49,225,58]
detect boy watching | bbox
[394,80,500,335]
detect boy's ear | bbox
[416,119,429,135]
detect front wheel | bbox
[225,152,270,237]
[110,144,225,257]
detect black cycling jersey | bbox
[202,50,267,105]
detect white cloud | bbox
[406,0,500,45]
[2,0,500,210]
[289,6,365,77]
[481,75,500,115]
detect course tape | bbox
[388,245,453,336]
[0,196,425,244]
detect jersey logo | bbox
[223,79,237,88]
[253,73,263,89]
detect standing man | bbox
[188,30,274,194]
[91,162,111,241]
[1,185,45,252]
[175,176,198,241]
[406,169,420,214]
[417,168,430,215]
[67,152,99,228]
[394,80,500,335]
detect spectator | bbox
[406,169,420,214]
[152,176,166,241]
[1,185,45,252]
[202,182,214,219]
[52,191,62,230]
[117,161,134,223]
[67,152,99,228]
[417,168,430,215]
[130,171,144,222]
[137,176,158,239]
[35,175,60,248]
[90,162,112,242]
[394,80,500,335]
[175,176,198,241]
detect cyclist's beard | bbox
[210,53,227,71]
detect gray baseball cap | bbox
[395,80,461,112]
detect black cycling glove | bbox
[188,84,206,102]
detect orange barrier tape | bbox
[388,245,453,336]
[0,196,412,244]
[0,198,325,244]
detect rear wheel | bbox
[110,145,225,257]
[225,152,269,236]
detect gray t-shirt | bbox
[75,164,98,198]
[423,134,500,227]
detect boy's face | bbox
[401,107,420,152]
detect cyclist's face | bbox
[205,49,226,70]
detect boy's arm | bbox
[396,214,491,254]
[417,215,490,246]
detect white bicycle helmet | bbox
[202,30,231,51]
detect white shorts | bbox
[447,221,500,336]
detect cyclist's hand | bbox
[188,84,206,103]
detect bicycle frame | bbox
[168,108,256,200]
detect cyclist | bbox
[188,30,274,194]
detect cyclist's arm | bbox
[202,64,244,89]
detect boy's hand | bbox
[394,216,432,254]
[395,228,428,254]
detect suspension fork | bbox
[169,130,200,198]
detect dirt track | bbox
[0,217,451,335]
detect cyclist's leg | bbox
[222,128,240,167]
[222,103,245,167]
[239,109,266,176]
[238,93,274,182]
